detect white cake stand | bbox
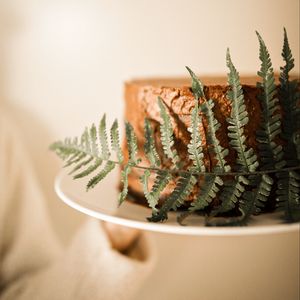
[55,169,300,236]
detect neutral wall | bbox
[0,1,299,299]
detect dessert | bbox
[123,77,266,210]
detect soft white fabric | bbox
[0,109,155,300]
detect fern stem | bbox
[52,141,300,176]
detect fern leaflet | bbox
[99,114,110,159]
[148,174,197,222]
[256,31,285,170]
[110,120,123,163]
[144,118,161,167]
[158,96,180,168]
[187,102,205,172]
[140,169,171,211]
[87,161,116,191]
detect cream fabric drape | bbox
[0,108,155,300]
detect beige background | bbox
[0,0,299,299]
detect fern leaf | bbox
[191,175,223,211]
[210,176,248,216]
[90,124,99,156]
[158,96,180,168]
[187,102,206,172]
[118,164,132,205]
[87,161,115,191]
[73,158,103,179]
[201,99,231,172]
[178,175,224,224]
[256,31,285,170]
[69,156,93,174]
[125,122,140,164]
[279,28,300,166]
[226,48,259,173]
[81,128,92,155]
[63,152,86,167]
[140,169,171,211]
[186,66,205,100]
[148,174,197,222]
[277,171,300,222]
[99,114,110,159]
[110,120,124,163]
[233,174,273,225]
[144,119,161,167]
[214,50,259,216]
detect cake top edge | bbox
[125,74,299,88]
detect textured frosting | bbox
[122,77,276,208]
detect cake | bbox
[122,76,292,212]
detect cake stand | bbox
[55,169,300,236]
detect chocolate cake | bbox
[122,76,283,209]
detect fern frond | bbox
[213,50,260,216]
[277,171,300,222]
[210,175,248,216]
[69,156,93,174]
[185,64,234,176]
[110,119,123,163]
[158,96,180,168]
[187,102,205,172]
[148,174,197,222]
[87,161,115,191]
[90,124,99,156]
[73,158,103,179]
[125,122,140,164]
[99,114,110,159]
[140,169,171,211]
[82,128,92,154]
[63,152,86,168]
[256,31,285,170]
[118,164,132,205]
[191,175,223,211]
[201,99,231,172]
[236,174,273,224]
[226,48,259,173]
[279,28,300,166]
[144,119,161,167]
[186,66,205,100]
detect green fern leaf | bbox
[90,124,99,156]
[69,156,93,174]
[226,48,259,173]
[144,119,161,167]
[63,152,86,167]
[73,158,103,179]
[211,176,248,216]
[99,114,110,159]
[148,174,197,222]
[279,28,300,166]
[191,175,223,211]
[158,96,180,168]
[178,175,223,224]
[87,161,115,191]
[256,31,285,170]
[140,169,171,211]
[110,120,124,163]
[81,128,92,155]
[187,102,205,172]
[201,99,231,172]
[186,66,205,100]
[277,171,300,222]
[211,50,259,216]
[125,122,140,164]
[118,164,132,205]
